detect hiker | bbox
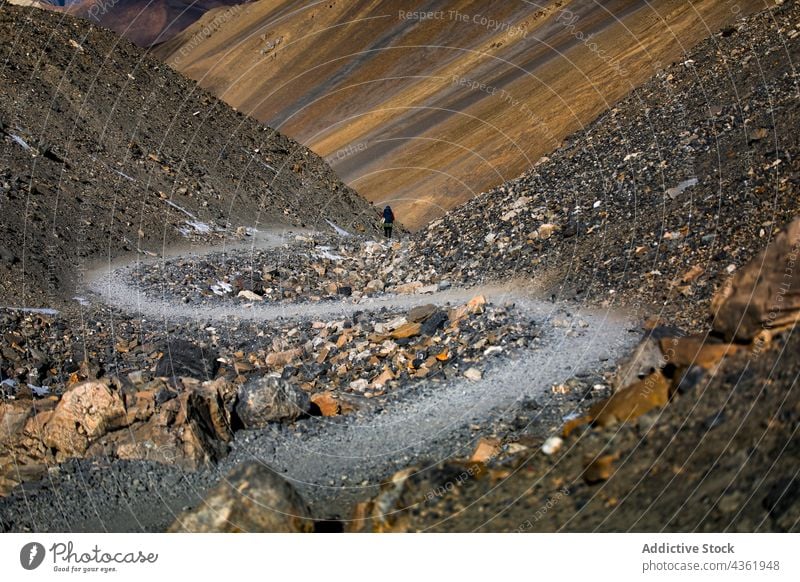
[382,205,395,238]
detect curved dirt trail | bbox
[22,231,640,531]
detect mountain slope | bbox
[346,0,800,533]
[153,0,768,228]
[0,2,376,307]
[400,0,800,331]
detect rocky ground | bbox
[0,265,635,530]
[0,1,798,534]
[403,1,800,331]
[0,1,378,309]
[126,234,447,306]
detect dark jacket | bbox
[383,206,394,224]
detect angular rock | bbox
[237,289,263,301]
[563,371,670,436]
[310,391,340,416]
[235,376,310,428]
[265,347,304,367]
[470,437,500,463]
[364,279,385,294]
[390,322,422,339]
[463,367,482,381]
[712,217,800,341]
[168,462,314,532]
[393,281,423,294]
[407,304,438,323]
[43,380,127,456]
[155,340,219,382]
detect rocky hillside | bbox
[342,0,800,533]
[0,2,377,307]
[406,0,800,330]
[152,0,766,228]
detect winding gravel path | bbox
[1,231,640,532]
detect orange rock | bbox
[470,438,501,463]
[659,336,738,369]
[370,368,395,389]
[43,380,128,456]
[680,264,705,283]
[563,371,670,437]
[449,294,487,322]
[265,347,303,367]
[310,392,340,416]
[435,349,450,361]
[393,281,424,294]
[391,322,422,339]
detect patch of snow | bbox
[72,296,90,306]
[165,200,214,236]
[10,134,31,150]
[0,306,59,315]
[666,177,698,199]
[0,379,18,389]
[29,385,50,397]
[87,155,136,181]
[165,199,199,220]
[315,246,344,261]
[113,168,135,182]
[241,147,277,172]
[325,219,351,237]
[211,281,233,296]
[185,220,212,234]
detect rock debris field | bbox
[0,230,638,531]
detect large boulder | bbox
[155,340,219,382]
[235,376,310,428]
[712,217,800,341]
[168,462,314,532]
[42,380,127,456]
[87,380,234,469]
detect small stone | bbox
[470,437,501,463]
[349,378,369,392]
[541,436,563,456]
[463,367,482,381]
[235,376,310,428]
[237,289,263,301]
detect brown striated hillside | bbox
[153,0,768,228]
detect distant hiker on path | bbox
[382,205,395,238]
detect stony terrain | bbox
[340,1,800,533]
[126,234,447,306]
[0,1,377,308]
[404,0,800,330]
[0,232,637,529]
[0,0,798,535]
